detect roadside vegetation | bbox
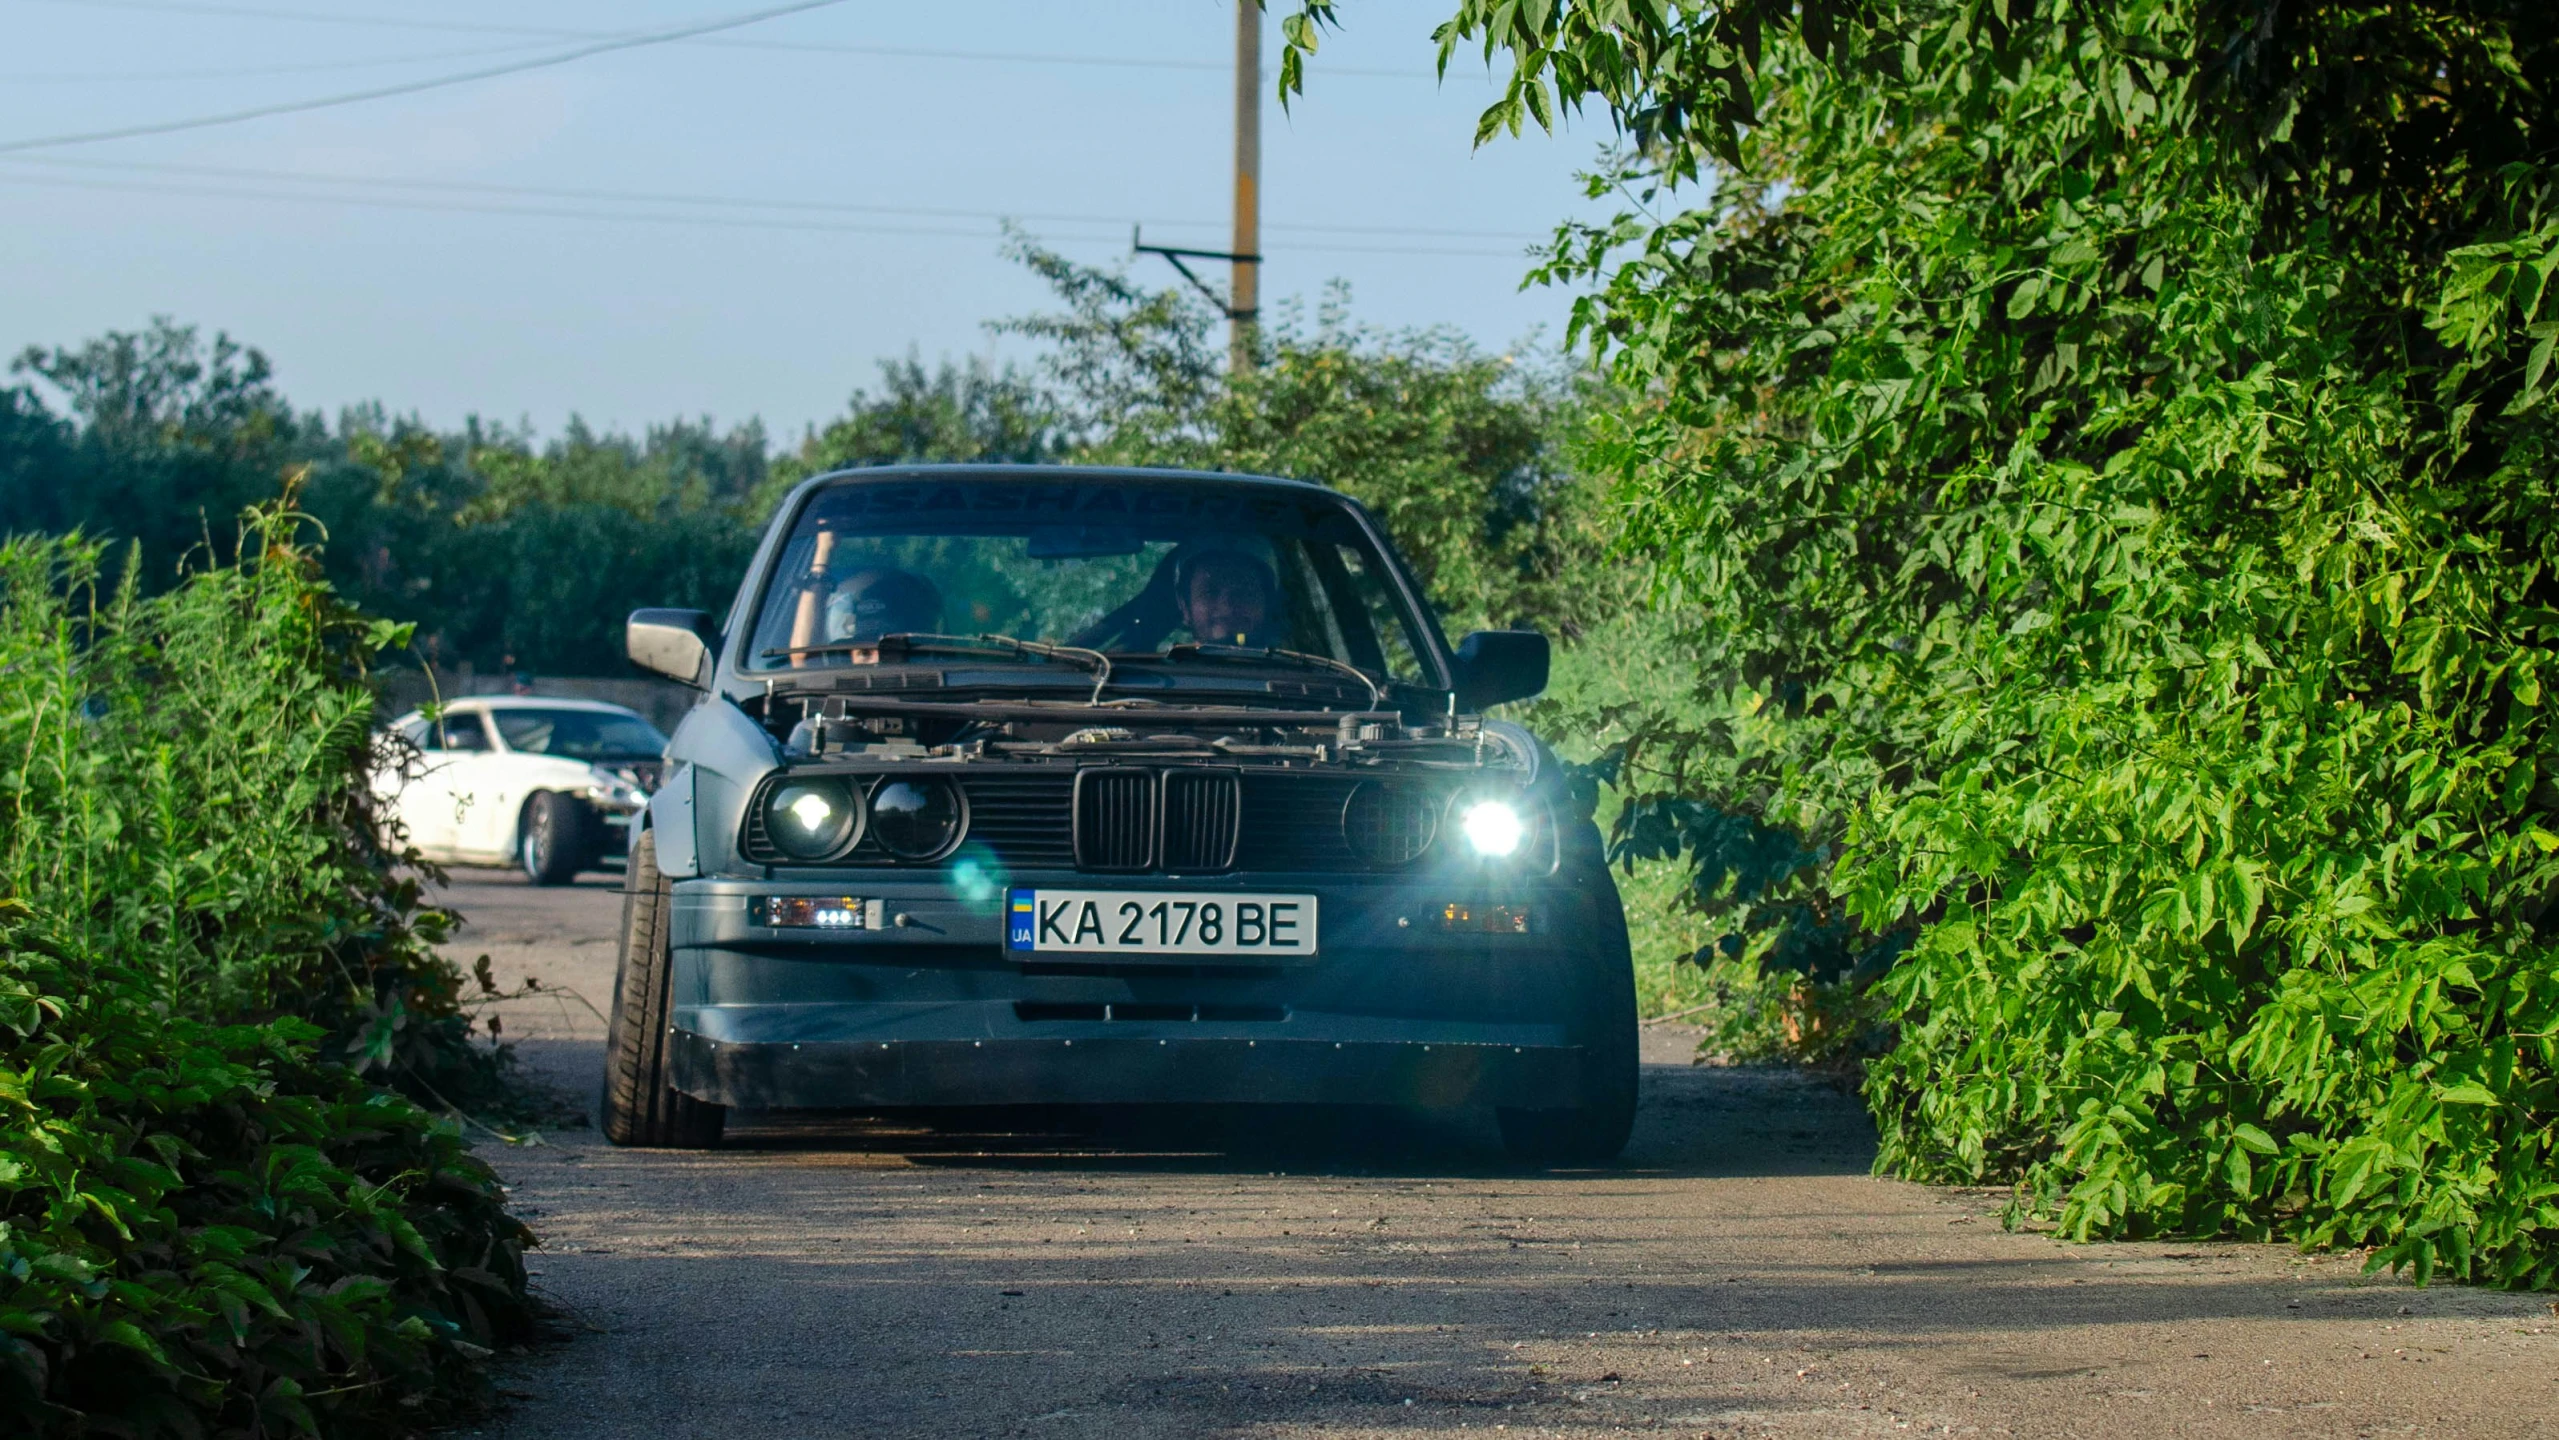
[0,507,534,1432]
[1279,0,2559,1285]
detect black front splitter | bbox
[667,1030,1587,1110]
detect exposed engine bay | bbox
[766,686,1537,777]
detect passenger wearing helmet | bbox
[825,566,942,642]
[1177,549,1280,649]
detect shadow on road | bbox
[681,1061,1880,1183]
[510,1033,1877,1182]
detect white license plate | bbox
[1007,889,1318,957]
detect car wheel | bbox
[601,828,725,1148]
[1496,956,1638,1167]
[518,791,588,886]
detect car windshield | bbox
[743,477,1437,684]
[492,708,667,759]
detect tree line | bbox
[0,242,1622,680]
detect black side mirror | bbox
[627,608,720,688]
[1453,629,1550,711]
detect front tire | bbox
[518,791,589,886]
[1497,954,1638,1167]
[601,829,725,1148]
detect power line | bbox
[18,0,724,40]
[0,153,1548,244]
[0,38,565,85]
[16,0,1440,80]
[0,0,855,155]
[20,0,702,38]
[0,169,1538,258]
[0,169,1002,241]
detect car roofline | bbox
[789,463,1341,497]
[459,696,651,713]
[382,697,654,726]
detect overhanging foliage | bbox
[1300,0,2559,1284]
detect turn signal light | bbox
[1438,902,1530,934]
[754,896,876,929]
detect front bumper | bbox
[591,798,645,857]
[663,870,1624,1110]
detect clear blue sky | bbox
[1,0,1615,443]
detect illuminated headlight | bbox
[1459,799,1527,858]
[579,766,646,810]
[763,778,861,861]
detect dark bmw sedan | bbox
[603,465,1637,1163]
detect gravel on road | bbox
[439,868,2559,1439]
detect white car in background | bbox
[378,696,665,884]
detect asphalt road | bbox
[439,867,2559,1439]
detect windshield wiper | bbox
[764,633,1115,703]
[1158,643,1386,709]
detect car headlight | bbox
[868,777,964,860]
[1458,798,1527,858]
[580,765,645,809]
[1343,781,1439,866]
[764,777,861,861]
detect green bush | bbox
[0,917,532,1436]
[1333,0,2559,1283]
[1,499,504,1103]
[1534,612,1887,1055]
[1,499,535,1430]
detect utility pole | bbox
[1131,1,1264,370]
[1230,0,1261,373]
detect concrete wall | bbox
[376,666,700,737]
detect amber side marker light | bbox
[1438,902,1530,935]
[753,896,874,929]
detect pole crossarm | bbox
[1131,224,1261,321]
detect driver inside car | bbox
[1176,548,1280,649]
[824,566,942,643]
